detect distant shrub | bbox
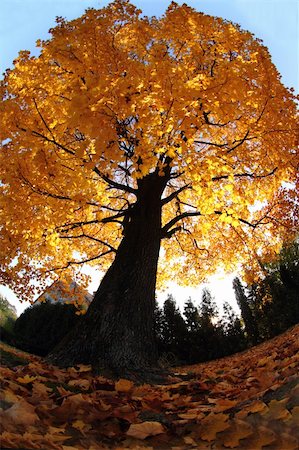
[13,301,80,356]
[0,294,17,339]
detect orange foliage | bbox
[0,0,298,299]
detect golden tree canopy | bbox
[0,0,298,300]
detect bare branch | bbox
[161,225,182,239]
[226,130,250,154]
[31,130,76,156]
[101,210,130,224]
[212,167,278,182]
[178,200,197,209]
[194,130,253,153]
[46,250,114,272]
[57,219,100,233]
[19,172,98,206]
[170,171,185,179]
[32,98,55,139]
[59,233,117,252]
[93,166,137,195]
[162,211,202,235]
[161,183,191,206]
[57,209,129,234]
[202,110,231,127]
[194,139,227,149]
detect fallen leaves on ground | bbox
[1,325,299,449]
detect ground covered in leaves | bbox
[1,325,299,449]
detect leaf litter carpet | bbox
[1,325,299,449]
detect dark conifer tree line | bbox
[1,242,298,365]
[152,241,299,366]
[234,242,299,342]
[155,290,247,366]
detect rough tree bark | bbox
[48,171,170,375]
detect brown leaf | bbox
[47,425,66,434]
[241,425,276,449]
[76,364,92,372]
[2,399,39,426]
[62,447,80,450]
[68,378,91,389]
[199,413,230,441]
[126,421,165,440]
[32,381,52,399]
[236,400,268,419]
[62,446,80,450]
[178,411,204,420]
[1,389,21,404]
[209,398,238,412]
[257,356,272,367]
[261,398,291,421]
[290,405,299,423]
[271,433,299,450]
[219,419,253,448]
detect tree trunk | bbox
[48,173,167,374]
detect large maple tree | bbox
[0,1,298,372]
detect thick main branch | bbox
[161,183,191,206]
[93,167,137,195]
[161,211,202,238]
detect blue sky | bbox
[1,0,298,91]
[0,0,298,314]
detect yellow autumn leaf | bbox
[72,420,92,432]
[115,378,134,393]
[17,374,37,384]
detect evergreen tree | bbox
[233,277,260,345]
[154,300,164,353]
[248,241,299,338]
[160,295,188,364]
[13,301,80,356]
[199,288,218,327]
[182,298,202,363]
[183,298,200,333]
[220,302,247,355]
[196,288,221,361]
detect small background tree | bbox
[0,294,17,333]
[13,301,80,356]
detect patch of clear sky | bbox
[1,0,298,91]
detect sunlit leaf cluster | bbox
[0,0,298,299]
